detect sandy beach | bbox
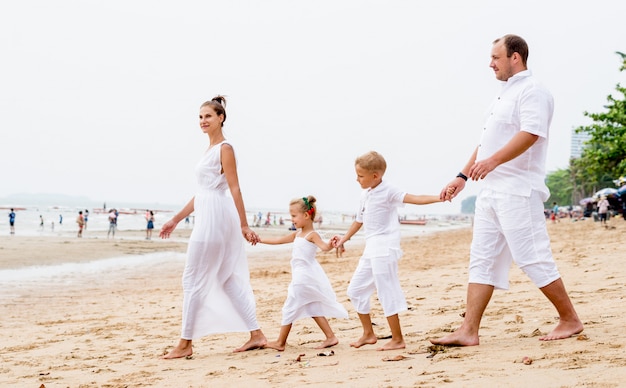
[1,219,625,387]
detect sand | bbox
[1,219,625,387]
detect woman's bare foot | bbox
[429,329,479,347]
[315,336,339,349]
[377,337,405,351]
[350,333,377,348]
[264,340,286,351]
[233,330,267,352]
[539,320,584,341]
[162,340,193,359]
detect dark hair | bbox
[200,95,227,126]
[495,34,529,66]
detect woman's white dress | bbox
[180,141,259,340]
[281,231,349,325]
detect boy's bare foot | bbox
[264,340,286,351]
[377,338,405,351]
[350,333,377,348]
[539,320,583,341]
[162,344,192,359]
[429,330,479,347]
[233,333,267,353]
[315,336,339,349]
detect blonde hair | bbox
[290,195,317,219]
[355,151,387,174]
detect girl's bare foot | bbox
[264,340,286,351]
[315,336,339,349]
[350,333,377,348]
[377,338,405,351]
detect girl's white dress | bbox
[180,141,259,340]
[281,231,349,325]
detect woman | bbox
[145,210,155,240]
[159,96,266,358]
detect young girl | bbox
[257,196,348,351]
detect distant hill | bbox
[0,193,177,211]
[0,193,95,208]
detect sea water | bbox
[0,205,471,288]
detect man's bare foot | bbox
[377,338,405,351]
[233,332,267,353]
[162,344,192,359]
[539,320,584,341]
[264,340,286,351]
[429,330,479,347]
[350,333,377,348]
[315,336,339,349]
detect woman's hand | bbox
[159,219,178,239]
[242,226,259,245]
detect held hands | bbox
[441,179,465,201]
[443,157,496,201]
[330,235,343,248]
[242,226,260,245]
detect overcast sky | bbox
[1,0,625,214]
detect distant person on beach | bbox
[107,210,117,238]
[332,150,442,351]
[551,201,560,223]
[83,210,89,230]
[76,211,84,237]
[253,196,348,351]
[432,34,583,347]
[159,95,266,358]
[59,214,63,225]
[145,210,155,240]
[597,196,610,225]
[8,208,16,234]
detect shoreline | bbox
[1,219,625,387]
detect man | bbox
[432,34,583,346]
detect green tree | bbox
[545,168,573,205]
[572,52,626,194]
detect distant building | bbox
[570,129,591,159]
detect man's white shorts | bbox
[469,189,560,290]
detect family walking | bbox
[158,33,582,359]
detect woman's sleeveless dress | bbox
[180,141,259,340]
[281,231,349,325]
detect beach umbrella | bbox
[594,188,618,198]
[579,197,595,205]
[613,176,626,187]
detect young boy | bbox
[333,151,442,351]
